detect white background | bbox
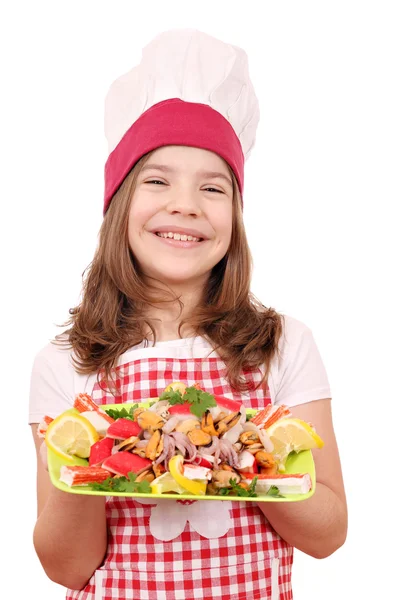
[1,1,399,598]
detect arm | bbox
[31,425,108,590]
[257,398,348,559]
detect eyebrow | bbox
[141,163,233,188]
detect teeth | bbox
[156,232,201,242]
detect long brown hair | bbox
[56,150,283,393]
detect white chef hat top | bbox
[103,28,260,214]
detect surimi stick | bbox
[250,405,291,429]
[37,415,54,438]
[74,393,115,424]
[242,472,312,495]
[59,465,111,487]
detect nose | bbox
[165,190,202,217]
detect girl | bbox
[29,29,347,600]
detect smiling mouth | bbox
[155,232,203,242]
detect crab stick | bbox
[73,393,115,428]
[242,472,312,495]
[59,465,111,487]
[250,404,291,430]
[37,415,54,438]
[183,464,212,481]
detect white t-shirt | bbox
[28,314,331,424]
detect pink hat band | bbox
[103,98,244,214]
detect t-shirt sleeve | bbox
[273,315,332,407]
[28,341,76,424]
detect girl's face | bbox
[128,145,233,289]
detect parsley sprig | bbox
[218,478,285,499]
[104,404,138,421]
[265,485,285,499]
[218,477,259,497]
[89,471,151,494]
[159,386,217,418]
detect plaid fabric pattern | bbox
[66,356,293,600]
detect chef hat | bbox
[103,28,260,214]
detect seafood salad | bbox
[40,382,323,498]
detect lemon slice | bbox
[45,413,99,461]
[267,418,324,464]
[164,381,187,395]
[150,472,188,495]
[168,455,207,495]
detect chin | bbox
[145,267,209,288]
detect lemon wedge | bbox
[267,417,324,464]
[150,472,188,495]
[168,455,207,495]
[45,413,99,461]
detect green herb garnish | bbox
[104,404,139,421]
[159,389,186,404]
[218,477,259,498]
[159,386,217,418]
[89,471,151,494]
[265,485,285,498]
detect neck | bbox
[142,281,204,342]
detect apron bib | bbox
[66,356,293,600]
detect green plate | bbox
[47,403,316,502]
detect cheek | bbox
[215,208,233,247]
[128,201,153,244]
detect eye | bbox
[203,187,223,193]
[145,180,166,185]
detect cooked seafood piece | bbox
[242,473,312,495]
[135,467,155,483]
[81,410,113,436]
[73,393,115,424]
[215,411,241,435]
[148,400,171,420]
[245,443,264,454]
[74,393,100,413]
[90,436,114,466]
[102,450,152,476]
[213,411,228,423]
[162,415,181,434]
[239,430,260,445]
[59,465,110,487]
[201,411,218,437]
[152,463,165,478]
[216,439,240,468]
[133,406,146,420]
[131,445,148,458]
[137,410,165,432]
[254,451,276,469]
[260,466,279,476]
[112,435,139,454]
[212,466,241,488]
[237,450,257,473]
[221,420,244,444]
[206,481,219,495]
[145,430,164,460]
[37,415,54,438]
[250,404,291,430]
[183,464,212,481]
[187,429,212,446]
[107,418,142,440]
[175,418,201,435]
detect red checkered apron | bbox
[66,356,293,600]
